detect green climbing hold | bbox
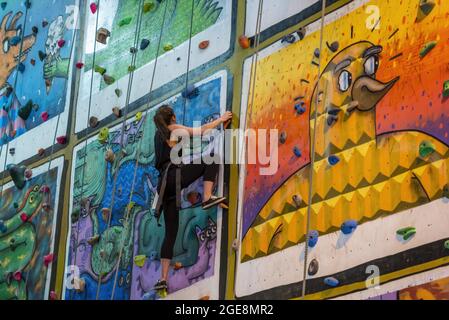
[419,140,436,158]
[419,41,437,58]
[443,80,449,98]
[444,240,449,250]
[118,17,132,27]
[94,65,106,75]
[103,74,115,85]
[98,127,109,144]
[143,1,155,13]
[128,65,136,73]
[163,43,174,52]
[397,227,416,240]
[134,255,146,267]
[115,89,122,97]
[18,100,33,120]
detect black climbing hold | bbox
[18,63,25,73]
[1,2,7,10]
[327,114,338,126]
[296,27,305,40]
[281,34,296,44]
[182,84,199,99]
[314,48,320,58]
[9,148,15,156]
[18,100,33,120]
[7,164,27,190]
[13,202,19,209]
[327,41,339,52]
[38,50,47,61]
[140,39,150,50]
[292,195,302,209]
[42,20,48,28]
[24,0,31,9]
[279,131,287,144]
[71,211,80,224]
[32,26,38,34]
[89,116,99,128]
[308,259,319,276]
[130,47,138,54]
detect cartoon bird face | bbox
[311,41,399,121]
[0,12,36,87]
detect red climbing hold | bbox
[90,2,97,14]
[40,185,50,193]
[44,253,54,267]
[38,148,45,156]
[199,40,210,50]
[76,62,84,69]
[13,271,22,281]
[41,111,49,122]
[49,291,58,300]
[56,136,67,145]
[20,213,28,222]
[57,39,66,48]
[24,169,32,179]
[239,35,251,49]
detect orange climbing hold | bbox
[199,40,210,49]
[239,35,251,49]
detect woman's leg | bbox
[160,199,179,282]
[181,163,219,201]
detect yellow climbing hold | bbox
[98,127,109,144]
[127,201,136,211]
[143,1,155,13]
[163,43,173,52]
[134,255,146,267]
[135,112,143,121]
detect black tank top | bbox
[154,130,172,173]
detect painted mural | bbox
[65,72,226,300]
[0,0,76,145]
[0,160,62,300]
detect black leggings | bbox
[160,162,219,260]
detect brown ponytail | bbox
[153,105,175,140]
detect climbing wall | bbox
[235,0,449,299]
[63,70,228,300]
[0,157,64,300]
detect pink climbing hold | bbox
[56,136,67,145]
[76,62,84,69]
[57,39,66,48]
[40,185,50,193]
[44,253,54,267]
[90,2,97,14]
[41,111,49,122]
[13,271,22,281]
[20,213,28,222]
[24,169,32,179]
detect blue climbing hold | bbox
[294,102,306,115]
[0,220,6,233]
[307,230,319,248]
[149,250,158,261]
[1,2,7,10]
[281,34,296,44]
[182,84,199,99]
[10,36,21,46]
[18,63,25,73]
[293,146,302,158]
[24,0,31,9]
[142,291,159,300]
[324,277,339,287]
[328,155,340,166]
[341,219,357,235]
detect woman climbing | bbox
[152,105,232,291]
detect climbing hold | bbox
[149,251,158,261]
[13,271,22,281]
[105,149,115,163]
[443,80,449,98]
[30,59,36,66]
[118,17,132,27]
[114,89,122,98]
[238,35,251,49]
[327,41,339,52]
[96,28,110,44]
[10,36,21,46]
[292,195,302,209]
[101,208,110,222]
[49,291,58,300]
[135,112,143,121]
[129,47,138,54]
[8,164,27,190]
[57,39,66,48]
[24,0,31,9]
[17,63,25,73]
[134,255,147,268]
[314,48,320,58]
[38,50,47,61]
[341,220,357,235]
[417,0,435,22]
[38,148,45,157]
[293,146,302,158]
[9,148,15,156]
[281,34,296,44]
[140,39,150,50]
[18,100,33,120]
[1,2,6,10]
[308,259,319,276]
[56,136,67,145]
[294,102,306,115]
[328,155,340,166]
[42,20,49,28]
[44,253,54,267]
[182,84,199,99]
[419,41,437,58]
[327,114,338,126]
[127,202,136,212]
[163,43,173,52]
[324,277,339,287]
[94,65,106,75]
[307,230,319,248]
[24,169,32,179]
[20,213,28,222]
[296,27,306,40]
[32,26,38,34]
[199,40,210,50]
[128,65,136,73]
[76,62,84,69]
[0,220,6,233]
[199,296,210,300]
[89,116,99,128]
[112,107,122,118]
[444,240,449,250]
[41,111,49,122]
[40,186,50,194]
[87,235,100,245]
[75,278,86,293]
[419,140,435,158]
[143,1,156,13]
[279,131,287,144]
[13,202,19,209]
[397,227,416,240]
[174,262,183,270]
[103,74,115,85]
[90,2,97,14]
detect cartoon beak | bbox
[351,76,400,111]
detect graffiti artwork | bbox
[0,158,63,300]
[0,1,76,146]
[65,71,227,300]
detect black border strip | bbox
[236,238,449,300]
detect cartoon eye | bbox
[206,229,211,237]
[338,70,352,92]
[212,226,217,233]
[29,195,34,204]
[2,38,9,53]
[200,234,206,242]
[364,55,379,76]
[33,186,39,192]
